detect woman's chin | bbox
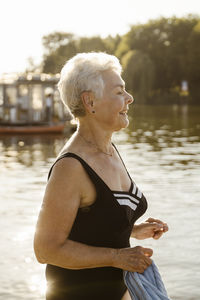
[114,120,129,131]
[121,116,129,128]
[122,121,129,129]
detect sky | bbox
[0,0,200,75]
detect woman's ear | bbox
[81,91,95,114]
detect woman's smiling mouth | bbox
[119,110,128,115]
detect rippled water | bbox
[0,104,200,300]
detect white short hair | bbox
[58,52,122,117]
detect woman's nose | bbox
[125,91,134,104]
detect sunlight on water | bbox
[29,274,47,296]
[0,105,200,299]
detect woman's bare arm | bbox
[34,157,116,269]
[34,157,152,273]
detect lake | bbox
[0,104,199,300]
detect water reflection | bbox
[0,105,199,167]
[123,104,200,167]
[29,275,46,296]
[128,104,200,133]
[0,133,68,167]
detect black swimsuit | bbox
[46,146,148,300]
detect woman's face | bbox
[93,70,133,131]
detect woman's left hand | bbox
[131,217,169,240]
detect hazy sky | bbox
[0,0,199,75]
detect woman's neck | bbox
[77,119,114,155]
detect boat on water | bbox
[0,73,71,134]
[0,122,66,134]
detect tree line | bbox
[40,15,200,104]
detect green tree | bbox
[40,16,200,103]
[76,36,107,53]
[42,32,74,55]
[42,41,77,74]
[185,19,200,101]
[121,50,155,103]
[42,32,77,74]
[116,15,200,103]
[103,35,121,54]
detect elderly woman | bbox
[34,52,168,300]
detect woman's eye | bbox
[117,91,123,95]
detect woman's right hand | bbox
[113,246,153,273]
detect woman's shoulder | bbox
[51,153,84,179]
[49,135,86,180]
[48,149,96,204]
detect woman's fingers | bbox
[145,217,169,239]
[136,247,153,272]
[139,253,152,273]
[146,217,169,232]
[163,223,169,232]
[141,247,153,257]
[153,233,161,239]
[115,246,153,273]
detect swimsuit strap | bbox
[47,144,132,190]
[112,143,132,181]
[47,152,107,192]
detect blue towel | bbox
[123,261,171,300]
